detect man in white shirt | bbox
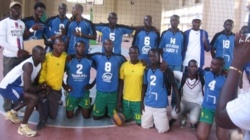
[216,33,250,140]
[0,1,29,112]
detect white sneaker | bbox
[17,124,37,137]
[5,110,21,123]
[17,110,25,117]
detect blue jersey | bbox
[22,16,49,40]
[91,53,126,92]
[66,56,93,98]
[202,71,226,111]
[210,31,235,69]
[159,29,185,67]
[143,68,168,108]
[67,18,96,54]
[95,23,134,54]
[132,27,160,62]
[244,62,250,75]
[45,15,70,42]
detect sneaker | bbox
[17,124,37,137]
[5,110,21,123]
[169,118,176,127]
[37,120,46,130]
[190,123,197,129]
[180,120,186,128]
[17,110,25,117]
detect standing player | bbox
[63,41,95,119]
[117,46,145,125]
[132,15,160,63]
[210,19,235,71]
[183,15,210,71]
[90,39,126,120]
[0,46,46,137]
[196,57,229,140]
[22,2,49,40]
[37,38,67,130]
[95,12,134,54]
[67,3,96,54]
[45,3,70,48]
[141,48,180,133]
[0,1,29,112]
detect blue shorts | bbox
[0,85,23,102]
[244,62,250,75]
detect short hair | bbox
[148,48,159,55]
[188,59,197,66]
[75,4,83,13]
[224,19,234,25]
[54,38,63,44]
[144,15,152,19]
[59,3,67,8]
[32,45,44,54]
[75,41,86,47]
[129,45,139,53]
[214,57,225,65]
[171,14,180,20]
[34,2,46,10]
[108,12,117,18]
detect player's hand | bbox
[61,27,66,35]
[32,23,44,31]
[17,50,30,58]
[175,104,181,114]
[116,102,122,112]
[160,60,168,71]
[63,84,72,92]
[74,29,82,37]
[84,84,94,90]
[140,103,145,113]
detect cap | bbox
[192,15,202,21]
[9,1,22,9]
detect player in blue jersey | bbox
[159,15,185,71]
[210,19,235,71]
[45,3,70,49]
[196,57,229,140]
[141,48,180,133]
[90,39,126,120]
[132,15,160,63]
[22,2,49,40]
[95,12,134,54]
[67,3,96,54]
[63,41,95,119]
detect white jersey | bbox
[0,57,41,89]
[174,71,203,105]
[0,17,25,57]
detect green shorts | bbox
[122,99,141,124]
[92,91,117,117]
[199,107,215,125]
[65,92,91,111]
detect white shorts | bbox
[141,105,169,133]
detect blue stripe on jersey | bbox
[66,57,93,98]
[211,32,235,69]
[46,16,70,42]
[95,24,133,54]
[144,68,168,108]
[22,16,48,40]
[91,53,126,92]
[159,30,184,66]
[134,30,159,62]
[202,72,226,111]
[67,19,95,54]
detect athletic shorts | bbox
[66,92,91,111]
[92,91,117,117]
[199,107,215,125]
[141,105,169,133]
[122,99,141,124]
[0,85,23,102]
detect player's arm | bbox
[117,79,124,111]
[141,72,147,112]
[210,33,218,58]
[203,30,210,51]
[78,21,97,40]
[38,57,47,84]
[23,62,45,93]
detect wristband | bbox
[229,66,242,75]
[29,28,34,33]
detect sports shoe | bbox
[190,123,197,129]
[18,124,37,137]
[5,110,21,123]
[180,120,186,128]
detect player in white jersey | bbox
[0,46,46,137]
[0,1,29,112]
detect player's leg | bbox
[106,92,118,117]
[196,108,214,140]
[37,91,48,130]
[141,105,154,129]
[188,102,201,128]
[92,91,107,120]
[65,95,78,119]
[216,125,229,140]
[171,101,185,120]
[79,92,91,118]
[153,107,169,133]
[47,90,62,119]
